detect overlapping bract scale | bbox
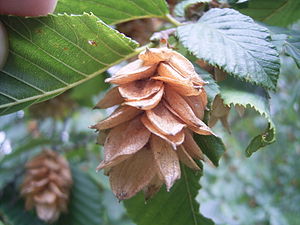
[92,47,216,200]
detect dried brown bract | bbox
[92,47,216,200]
[21,150,73,223]
[208,95,231,133]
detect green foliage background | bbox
[0,0,300,225]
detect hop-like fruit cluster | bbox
[92,48,215,200]
[21,150,73,223]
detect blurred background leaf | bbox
[198,55,300,225]
[219,78,275,156]
[237,0,300,27]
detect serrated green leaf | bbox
[124,165,214,225]
[266,25,300,68]
[0,13,139,116]
[177,8,280,90]
[219,77,275,156]
[55,0,169,25]
[174,0,211,17]
[237,0,300,27]
[0,175,48,225]
[0,186,47,225]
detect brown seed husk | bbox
[143,175,164,200]
[105,59,157,84]
[182,94,206,119]
[209,95,231,133]
[183,130,205,161]
[96,129,109,145]
[141,114,185,148]
[101,116,151,166]
[123,85,164,110]
[157,62,186,80]
[152,76,200,96]
[168,51,206,86]
[214,68,227,82]
[109,147,156,200]
[118,79,163,101]
[91,105,141,130]
[177,145,200,170]
[146,101,186,136]
[164,86,213,135]
[150,135,181,191]
[94,87,123,109]
[196,59,214,74]
[139,47,173,65]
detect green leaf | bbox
[70,72,109,107]
[193,135,226,166]
[177,8,280,90]
[0,165,105,225]
[0,186,47,225]
[237,0,300,27]
[0,13,139,116]
[55,0,169,25]
[219,77,275,156]
[195,65,220,102]
[266,25,300,68]
[124,165,214,225]
[174,0,211,17]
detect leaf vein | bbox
[183,166,198,225]
[10,50,70,86]
[1,70,46,94]
[35,18,110,66]
[3,20,89,77]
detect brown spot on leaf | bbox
[88,40,97,46]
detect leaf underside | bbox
[124,164,214,225]
[55,0,169,25]
[0,13,138,116]
[177,8,280,90]
[219,77,275,156]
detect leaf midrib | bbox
[182,166,198,225]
